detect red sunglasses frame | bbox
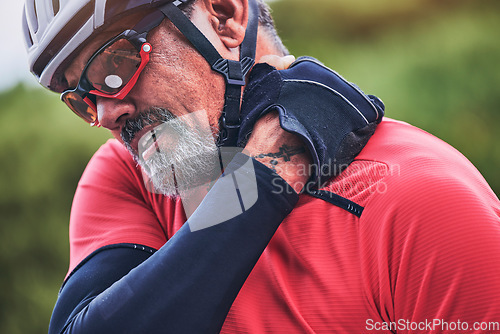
[89,43,152,100]
[61,10,167,127]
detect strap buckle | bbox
[218,114,241,147]
[212,57,255,86]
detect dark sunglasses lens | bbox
[86,38,141,95]
[62,92,97,124]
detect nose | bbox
[96,96,137,130]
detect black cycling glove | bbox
[238,57,385,187]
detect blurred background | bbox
[1,0,499,332]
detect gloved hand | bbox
[238,56,385,187]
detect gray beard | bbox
[122,108,220,197]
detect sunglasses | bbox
[61,10,167,127]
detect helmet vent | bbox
[24,0,39,34]
[52,0,60,16]
[32,0,39,33]
[33,0,38,20]
[32,0,95,78]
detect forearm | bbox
[50,155,298,334]
[244,111,312,193]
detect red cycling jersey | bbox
[69,118,500,333]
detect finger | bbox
[260,54,296,70]
[281,55,296,69]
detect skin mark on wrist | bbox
[253,144,306,171]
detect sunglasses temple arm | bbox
[131,10,166,35]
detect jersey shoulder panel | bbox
[349,118,500,323]
[323,118,498,209]
[357,118,499,215]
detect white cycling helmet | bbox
[22,0,182,92]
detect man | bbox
[23,0,500,333]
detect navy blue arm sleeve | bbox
[49,154,299,334]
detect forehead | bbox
[64,10,155,87]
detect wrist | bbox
[242,111,312,193]
[248,149,311,194]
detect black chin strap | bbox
[162,0,259,147]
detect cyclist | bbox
[23,0,500,332]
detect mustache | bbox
[121,107,176,148]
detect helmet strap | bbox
[160,0,259,147]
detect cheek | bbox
[131,30,228,126]
[145,56,226,112]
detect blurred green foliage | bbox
[272,0,500,193]
[0,0,498,333]
[0,86,111,333]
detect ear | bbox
[202,0,248,49]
